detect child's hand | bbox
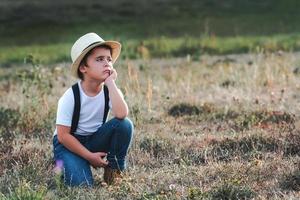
[88,152,109,168]
[104,68,117,85]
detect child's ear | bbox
[79,65,87,73]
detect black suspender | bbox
[103,85,109,124]
[70,83,109,134]
[71,84,80,134]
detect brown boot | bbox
[103,167,123,185]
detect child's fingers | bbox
[98,152,107,157]
[99,158,109,166]
[101,160,109,166]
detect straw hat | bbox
[70,32,121,78]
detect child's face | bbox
[81,47,113,81]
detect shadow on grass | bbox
[168,103,296,131]
[180,131,300,165]
[279,169,300,191]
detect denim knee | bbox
[107,118,134,170]
[62,157,93,187]
[114,117,134,139]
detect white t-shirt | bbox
[53,81,112,136]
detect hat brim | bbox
[71,41,121,78]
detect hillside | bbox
[1,0,300,45]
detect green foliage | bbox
[2,180,46,200]
[140,192,170,200]
[209,183,255,200]
[188,187,208,200]
[188,183,255,200]
[0,44,70,66]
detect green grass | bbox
[0,44,70,66]
[2,33,300,66]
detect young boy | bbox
[53,32,134,187]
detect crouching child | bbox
[52,32,134,187]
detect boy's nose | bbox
[104,63,113,69]
[105,59,112,65]
[104,60,110,66]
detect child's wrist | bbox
[105,80,117,89]
[84,151,93,161]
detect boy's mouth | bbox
[104,70,111,75]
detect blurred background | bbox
[1,0,300,65]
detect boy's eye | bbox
[95,57,112,62]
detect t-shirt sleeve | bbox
[56,88,74,127]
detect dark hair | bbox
[77,44,113,80]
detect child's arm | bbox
[57,125,108,168]
[105,69,128,119]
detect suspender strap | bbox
[103,85,109,124]
[70,83,109,134]
[71,83,80,134]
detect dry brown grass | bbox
[0,52,300,199]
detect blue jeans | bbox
[53,118,134,187]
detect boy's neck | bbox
[80,79,104,97]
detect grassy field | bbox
[0,51,300,199]
[1,0,300,199]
